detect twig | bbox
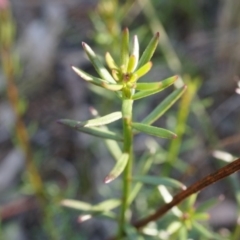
[133,157,240,229]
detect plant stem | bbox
[133,157,240,229]
[0,3,46,201]
[118,99,133,238]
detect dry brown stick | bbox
[133,157,240,229]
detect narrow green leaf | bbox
[127,55,137,73]
[72,66,107,86]
[112,69,121,81]
[121,28,129,72]
[196,198,219,213]
[137,32,159,69]
[132,175,185,189]
[193,212,209,221]
[142,85,187,125]
[92,199,121,211]
[61,199,92,211]
[132,75,178,100]
[133,61,152,80]
[131,35,139,71]
[132,122,177,139]
[82,42,115,83]
[104,153,129,183]
[135,75,177,91]
[61,112,122,127]
[158,185,182,217]
[104,138,122,161]
[61,199,120,213]
[125,224,144,240]
[78,211,116,223]
[192,222,225,240]
[167,221,182,235]
[105,52,118,70]
[178,226,188,240]
[101,82,123,91]
[58,119,122,141]
[128,153,154,204]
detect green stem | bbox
[118,99,133,238]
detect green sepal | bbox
[137,32,159,69]
[142,85,187,125]
[72,66,107,86]
[132,175,185,189]
[132,122,177,139]
[105,52,119,70]
[121,28,129,72]
[60,112,122,128]
[132,61,152,81]
[101,82,123,91]
[104,153,129,183]
[82,42,115,83]
[132,75,178,100]
[58,119,123,141]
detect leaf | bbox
[142,85,187,125]
[132,75,178,100]
[132,122,177,139]
[167,221,182,235]
[132,175,186,189]
[61,199,92,211]
[178,226,188,240]
[104,153,129,183]
[193,212,209,221]
[125,224,144,240]
[137,32,159,69]
[132,61,152,80]
[128,153,154,204]
[57,119,123,141]
[135,75,177,91]
[61,198,120,212]
[121,28,129,72]
[196,198,219,213]
[82,42,115,83]
[78,211,116,223]
[131,35,139,71]
[105,52,118,70]
[192,222,226,240]
[63,112,122,127]
[104,138,122,162]
[127,55,137,73]
[111,69,121,81]
[158,185,182,217]
[101,82,123,91]
[92,199,121,211]
[72,66,107,86]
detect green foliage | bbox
[59,29,191,239]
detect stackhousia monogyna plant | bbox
[58,28,187,238]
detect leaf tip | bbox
[173,134,178,139]
[104,175,114,184]
[56,119,64,125]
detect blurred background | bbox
[0,0,240,239]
